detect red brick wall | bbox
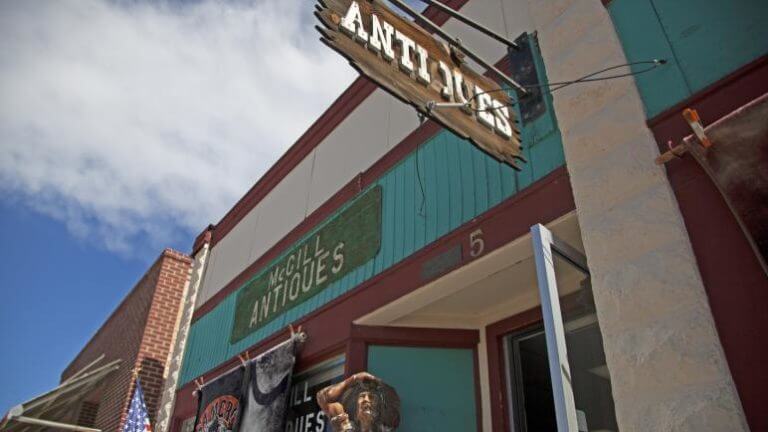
[77,401,99,427]
[62,249,192,432]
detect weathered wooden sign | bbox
[231,186,382,343]
[315,0,524,167]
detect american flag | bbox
[123,380,152,432]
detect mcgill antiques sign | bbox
[315,0,524,168]
[231,186,382,343]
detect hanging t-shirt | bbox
[193,366,247,432]
[240,339,297,432]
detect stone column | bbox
[525,0,747,429]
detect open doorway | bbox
[356,213,618,431]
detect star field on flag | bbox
[124,379,153,432]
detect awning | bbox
[1,356,122,432]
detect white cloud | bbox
[0,0,356,257]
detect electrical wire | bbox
[415,141,427,217]
[462,59,666,113]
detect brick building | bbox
[1,248,193,432]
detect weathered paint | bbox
[608,0,768,118]
[231,186,381,342]
[196,0,494,308]
[180,128,563,384]
[367,345,478,431]
[179,33,563,386]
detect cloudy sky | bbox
[0,0,366,414]
[0,0,358,258]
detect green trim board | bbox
[231,187,382,343]
[179,33,565,386]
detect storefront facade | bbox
[158,1,767,431]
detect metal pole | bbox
[412,0,519,50]
[387,0,528,95]
[10,415,102,432]
[61,354,105,384]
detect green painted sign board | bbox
[231,186,382,343]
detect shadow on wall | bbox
[137,356,166,424]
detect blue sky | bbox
[0,200,151,413]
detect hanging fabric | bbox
[240,336,300,432]
[193,366,247,432]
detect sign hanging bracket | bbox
[387,0,528,96]
[411,0,521,51]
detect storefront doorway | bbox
[356,214,618,431]
[504,316,617,432]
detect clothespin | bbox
[237,352,250,367]
[683,108,713,148]
[655,108,714,165]
[289,323,308,343]
[192,377,205,397]
[131,364,142,380]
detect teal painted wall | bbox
[367,346,478,432]
[179,35,564,386]
[608,0,768,118]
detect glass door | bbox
[519,223,618,432]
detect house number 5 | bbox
[469,229,485,257]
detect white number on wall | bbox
[469,229,485,258]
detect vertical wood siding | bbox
[179,124,564,384]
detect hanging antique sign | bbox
[231,186,382,343]
[315,0,524,167]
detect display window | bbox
[286,356,346,432]
[502,313,618,431]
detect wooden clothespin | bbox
[289,323,304,338]
[289,323,308,343]
[655,108,713,165]
[192,377,205,397]
[683,108,713,148]
[237,351,250,367]
[131,364,142,380]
